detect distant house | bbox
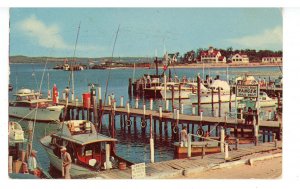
[229,53,249,64]
[162,52,179,65]
[200,46,226,63]
[262,56,282,63]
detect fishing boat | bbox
[238,92,277,108]
[160,82,209,100]
[8,122,47,178]
[40,120,133,178]
[188,79,243,104]
[9,88,64,122]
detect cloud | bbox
[18,15,71,49]
[227,26,282,49]
[17,15,105,55]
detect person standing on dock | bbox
[61,147,72,179]
[28,150,38,175]
[180,126,188,147]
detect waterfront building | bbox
[229,53,249,64]
[262,56,282,63]
[200,46,226,64]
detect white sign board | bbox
[236,85,259,98]
[131,163,146,179]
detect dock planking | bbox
[92,141,281,179]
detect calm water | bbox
[9,63,279,173]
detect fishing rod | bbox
[99,24,120,136]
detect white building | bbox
[262,57,282,63]
[200,46,226,63]
[230,53,249,64]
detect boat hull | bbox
[160,90,191,100]
[189,93,243,104]
[9,106,62,122]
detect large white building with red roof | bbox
[200,46,226,63]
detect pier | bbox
[72,141,282,179]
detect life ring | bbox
[172,126,178,134]
[141,119,147,128]
[196,128,204,136]
[126,119,132,127]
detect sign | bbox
[236,85,259,98]
[131,163,146,179]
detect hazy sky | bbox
[9,8,282,57]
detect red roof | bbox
[218,56,225,61]
[201,49,220,57]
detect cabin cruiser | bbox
[188,79,243,104]
[238,92,277,108]
[40,120,132,178]
[9,89,64,122]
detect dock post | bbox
[143,103,146,116]
[120,113,123,129]
[150,114,155,163]
[211,88,214,115]
[120,96,124,107]
[179,83,182,112]
[224,143,229,160]
[235,138,239,150]
[165,100,169,112]
[76,108,79,120]
[221,127,225,153]
[176,109,180,120]
[192,105,195,115]
[126,101,130,114]
[154,118,157,134]
[275,139,278,148]
[268,131,271,142]
[105,144,111,170]
[200,110,203,121]
[187,133,192,158]
[262,130,265,142]
[197,76,201,116]
[108,95,111,106]
[133,116,137,133]
[128,78,132,97]
[150,98,153,110]
[171,85,175,111]
[254,124,259,146]
[135,97,139,109]
[159,106,162,118]
[180,103,184,114]
[229,87,232,111]
[218,87,221,117]
[272,133,276,142]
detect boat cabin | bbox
[10,89,51,108]
[50,120,122,171]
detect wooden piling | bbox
[218,87,221,117]
[128,78,132,96]
[179,83,182,112]
[171,85,175,111]
[229,87,232,111]
[211,88,214,112]
[197,76,201,116]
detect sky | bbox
[9,8,282,57]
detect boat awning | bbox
[52,133,117,145]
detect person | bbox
[61,146,72,179]
[180,126,188,147]
[247,107,254,125]
[28,150,40,176]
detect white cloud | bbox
[228,26,282,49]
[18,15,70,49]
[17,15,101,54]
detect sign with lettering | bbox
[131,163,146,179]
[236,85,259,98]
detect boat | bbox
[40,120,133,178]
[174,140,221,156]
[238,92,277,108]
[160,82,209,100]
[8,121,47,178]
[9,88,64,122]
[188,80,243,104]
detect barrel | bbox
[82,93,91,108]
[119,162,126,170]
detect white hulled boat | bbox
[40,120,132,178]
[9,89,64,122]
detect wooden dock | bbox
[87,141,282,179]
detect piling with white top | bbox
[126,101,130,114]
[113,100,116,111]
[200,110,203,121]
[176,109,180,120]
[143,103,146,115]
[75,96,79,106]
[221,128,225,153]
[135,97,139,109]
[150,98,153,110]
[150,114,155,163]
[48,90,51,99]
[105,144,111,170]
[268,110,272,120]
[173,108,177,119]
[120,96,124,107]
[224,143,229,160]
[192,105,195,115]
[180,103,184,114]
[187,133,192,158]
[165,100,169,111]
[108,95,111,106]
[159,106,162,118]
[254,124,259,146]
